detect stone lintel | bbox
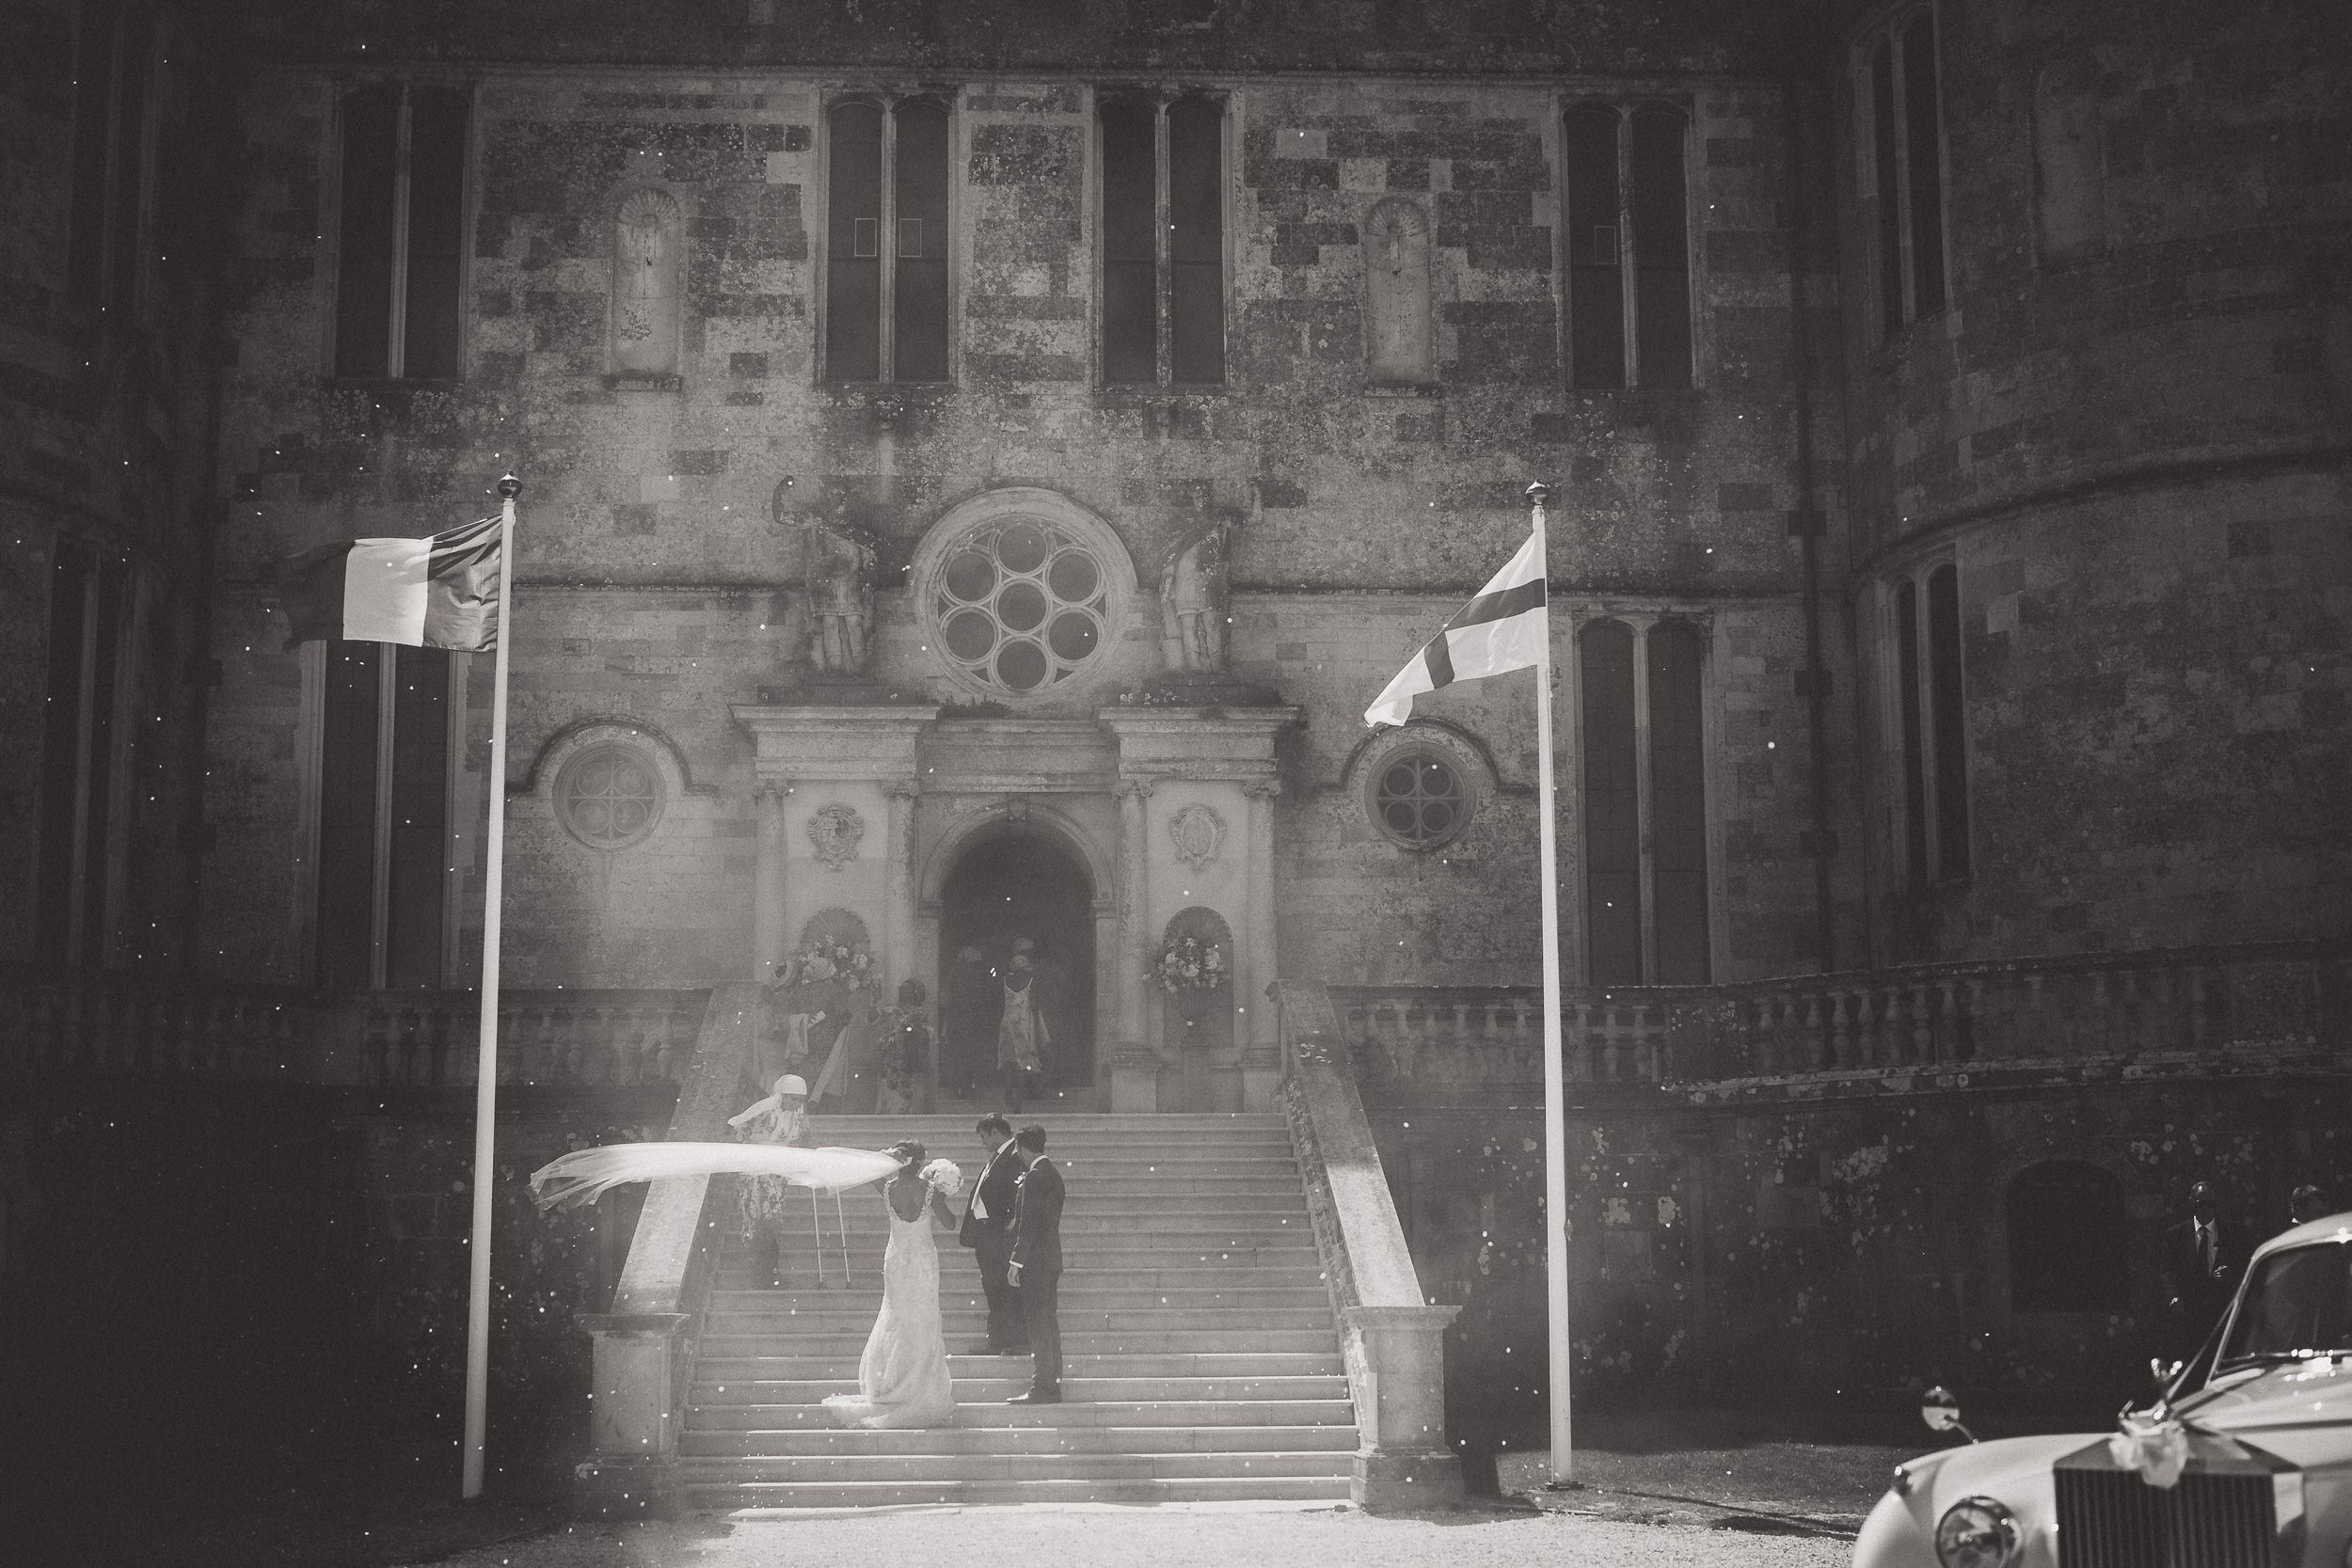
[1100,705,1302,781]
[733,704,936,783]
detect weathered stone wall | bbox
[1375,1071,2352,1438]
[1836,0,2352,961]
[203,62,1840,991]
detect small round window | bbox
[557,743,665,850]
[1370,746,1471,850]
[930,515,1108,695]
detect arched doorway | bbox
[936,832,1097,1100]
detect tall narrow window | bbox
[824,97,951,383]
[1647,622,1709,982]
[1580,621,1642,985]
[1563,103,1692,389]
[1098,95,1227,386]
[1886,562,1970,888]
[1581,616,1715,985]
[312,642,455,989]
[1856,8,1947,340]
[334,83,469,379]
[36,546,130,968]
[35,549,130,968]
[1099,99,1157,385]
[66,0,156,313]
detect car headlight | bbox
[1934,1496,2021,1568]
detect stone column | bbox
[1109,778,1158,1112]
[883,782,918,996]
[753,783,787,980]
[1241,779,1283,1110]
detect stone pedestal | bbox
[573,1311,691,1517]
[1106,1047,1161,1111]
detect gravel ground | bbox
[427,1505,1853,1568]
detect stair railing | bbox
[1271,977,1463,1512]
[572,982,757,1518]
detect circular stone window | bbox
[928,515,1110,695]
[556,743,665,850]
[1368,745,1473,850]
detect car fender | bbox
[1852,1434,2093,1568]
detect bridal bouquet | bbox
[919,1158,964,1197]
[1151,933,1227,994]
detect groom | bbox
[958,1114,1028,1355]
[1005,1123,1064,1404]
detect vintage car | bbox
[1855,1212,2352,1568]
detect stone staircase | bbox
[677,1112,1359,1508]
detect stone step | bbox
[708,1286,1332,1312]
[705,1307,1337,1335]
[754,1215,1314,1238]
[682,1475,1355,1508]
[688,1390,1354,1422]
[677,1449,1353,1483]
[714,1263,1330,1291]
[695,1352,1344,1383]
[698,1328,1339,1357]
[809,1115,1287,1132]
[679,1424,1359,1457]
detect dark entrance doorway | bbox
[937,831,1097,1096]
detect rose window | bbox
[931,517,1107,694]
[1373,749,1470,848]
[557,743,664,850]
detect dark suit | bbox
[1009,1156,1066,1395]
[959,1140,1028,1351]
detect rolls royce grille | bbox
[2054,1465,2275,1568]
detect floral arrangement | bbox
[919,1158,964,1198]
[1151,933,1228,994]
[775,942,874,991]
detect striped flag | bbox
[1364,524,1548,728]
[278,514,503,651]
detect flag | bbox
[1364,525,1548,727]
[278,514,502,651]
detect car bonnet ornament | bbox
[2106,1410,2190,1489]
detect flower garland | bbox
[1151,933,1228,994]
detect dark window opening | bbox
[335,83,469,379]
[2008,1161,2128,1314]
[1894,577,1929,887]
[67,5,117,304]
[1581,620,1642,986]
[1901,12,1947,315]
[36,547,94,965]
[1564,105,1625,390]
[1100,96,1226,386]
[892,99,950,382]
[68,2,157,314]
[1629,108,1692,390]
[315,642,453,990]
[1168,97,1225,384]
[1926,563,1969,879]
[1869,40,1904,339]
[825,100,882,382]
[1647,621,1709,982]
[1565,104,1692,390]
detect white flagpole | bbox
[1527,480,1574,1486]
[462,473,520,1499]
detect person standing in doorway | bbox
[997,940,1050,1113]
[2167,1180,2233,1354]
[1006,1123,1064,1404]
[958,1114,1028,1355]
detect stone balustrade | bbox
[1331,942,2348,1101]
[0,966,707,1091]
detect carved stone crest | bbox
[807,801,866,871]
[1168,803,1227,870]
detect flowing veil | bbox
[529,1142,900,1212]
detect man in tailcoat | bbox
[958,1113,1028,1355]
[1006,1122,1065,1404]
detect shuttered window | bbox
[311,643,457,989]
[35,545,131,968]
[1580,617,1714,985]
[334,83,470,379]
[1099,94,1227,386]
[824,97,952,383]
[1564,103,1692,390]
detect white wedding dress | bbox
[821,1193,957,1430]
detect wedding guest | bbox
[728,1074,809,1287]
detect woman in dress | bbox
[821,1140,961,1431]
[728,1074,810,1288]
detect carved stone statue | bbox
[802,519,879,675]
[1159,523,1230,673]
[612,187,682,376]
[1364,197,1433,384]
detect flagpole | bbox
[1527,480,1574,1486]
[462,473,520,1499]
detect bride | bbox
[525,1131,963,1430]
[823,1139,961,1431]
